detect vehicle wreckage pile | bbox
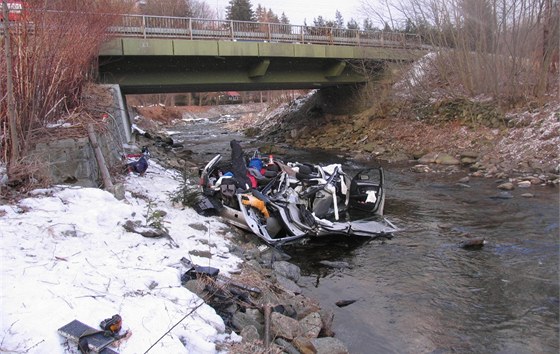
[196,140,398,245]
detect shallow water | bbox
[171,117,560,354]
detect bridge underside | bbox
[98,38,424,94]
[99,55,370,94]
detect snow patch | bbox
[0,161,242,353]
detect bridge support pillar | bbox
[325,61,347,78]
[249,59,270,78]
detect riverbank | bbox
[225,92,560,186]
[0,149,352,354]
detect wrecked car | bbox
[195,140,398,245]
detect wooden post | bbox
[86,124,114,190]
[263,304,271,348]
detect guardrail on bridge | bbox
[108,14,422,49]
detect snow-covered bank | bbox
[0,161,242,353]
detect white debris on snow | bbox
[0,161,243,353]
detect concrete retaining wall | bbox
[30,85,131,187]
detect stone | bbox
[412,150,427,159]
[240,325,260,342]
[497,182,514,190]
[275,338,302,354]
[183,279,208,299]
[362,142,377,152]
[292,336,316,354]
[459,238,486,249]
[272,261,301,282]
[259,247,291,266]
[232,312,264,336]
[109,183,126,200]
[458,176,470,183]
[272,304,298,318]
[530,177,543,185]
[310,337,349,354]
[318,260,352,269]
[461,157,477,165]
[460,151,479,158]
[490,191,513,199]
[521,193,535,198]
[189,223,208,232]
[245,308,264,323]
[298,312,322,338]
[285,295,321,319]
[275,274,302,295]
[517,180,531,188]
[418,152,438,164]
[271,312,299,340]
[435,153,460,165]
[411,164,431,173]
[319,309,335,337]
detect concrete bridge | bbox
[99,14,428,94]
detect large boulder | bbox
[435,153,460,165]
[298,312,323,338]
[271,312,299,340]
[308,337,349,354]
[272,261,301,282]
[418,152,439,164]
[275,274,302,295]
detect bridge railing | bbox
[108,14,422,49]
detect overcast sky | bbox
[215,0,368,27]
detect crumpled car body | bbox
[196,142,398,245]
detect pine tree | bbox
[363,18,375,31]
[225,0,255,21]
[266,9,279,23]
[255,4,265,22]
[334,10,344,28]
[347,18,359,30]
[280,12,289,25]
[313,16,326,27]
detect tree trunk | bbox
[3,1,20,180]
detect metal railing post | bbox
[142,15,146,39]
[189,18,192,40]
[230,20,234,40]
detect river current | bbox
[170,113,559,354]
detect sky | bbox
[216,0,368,27]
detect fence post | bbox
[142,15,146,39]
[230,20,234,40]
[267,23,271,41]
[301,25,304,43]
[189,18,192,40]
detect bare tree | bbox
[360,0,559,105]
[141,0,192,17]
[0,0,134,183]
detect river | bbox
[170,111,559,354]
